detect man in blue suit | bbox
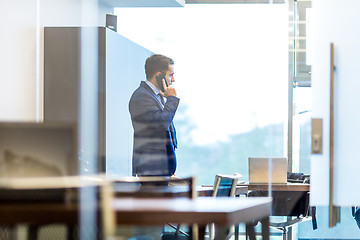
[129,54,179,177]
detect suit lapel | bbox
[141,81,177,148]
[141,81,164,110]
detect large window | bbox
[116,4,288,185]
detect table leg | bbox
[245,223,256,240]
[261,217,270,240]
[214,226,227,240]
[0,225,16,240]
[28,225,39,240]
[234,225,239,240]
[67,225,79,240]
[198,225,206,240]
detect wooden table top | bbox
[114,185,192,198]
[113,197,271,226]
[196,185,248,197]
[0,197,271,227]
[238,183,310,192]
[114,185,248,198]
[0,202,80,224]
[114,185,214,198]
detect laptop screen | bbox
[248,157,288,184]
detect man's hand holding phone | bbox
[160,79,177,98]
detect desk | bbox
[196,185,248,197]
[238,183,309,192]
[238,183,312,240]
[0,203,79,225]
[113,197,271,240]
[114,185,248,198]
[114,185,192,198]
[238,183,310,216]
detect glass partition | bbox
[0,0,108,239]
[115,4,287,238]
[9,0,360,239]
[115,3,288,185]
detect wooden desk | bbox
[114,185,248,198]
[0,203,79,225]
[238,183,310,216]
[238,182,312,240]
[196,185,248,197]
[114,185,192,198]
[113,197,271,240]
[238,183,309,192]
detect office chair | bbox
[112,176,196,240]
[268,192,312,240]
[162,177,196,240]
[208,174,239,240]
[212,174,239,197]
[271,172,312,239]
[352,206,360,229]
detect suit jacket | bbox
[129,81,179,176]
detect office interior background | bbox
[1,0,360,239]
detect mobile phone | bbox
[156,73,168,92]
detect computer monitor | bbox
[0,122,78,177]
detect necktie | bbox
[170,123,178,149]
[158,94,165,106]
[158,94,177,148]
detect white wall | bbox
[0,0,113,122]
[0,1,37,121]
[311,0,360,206]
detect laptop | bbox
[248,157,288,184]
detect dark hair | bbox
[145,54,174,80]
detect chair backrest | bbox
[111,176,196,199]
[167,176,196,199]
[111,176,196,238]
[212,174,239,197]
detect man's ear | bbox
[155,72,162,78]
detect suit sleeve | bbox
[129,92,180,131]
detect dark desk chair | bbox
[352,206,360,229]
[268,191,312,240]
[112,176,196,240]
[269,173,314,240]
[248,190,315,240]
